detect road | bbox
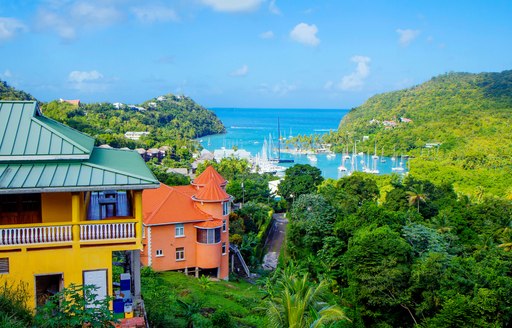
[262,213,288,270]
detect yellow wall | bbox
[0,189,145,310]
[41,193,72,223]
[0,246,113,310]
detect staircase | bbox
[229,244,251,277]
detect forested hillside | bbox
[0,81,36,101]
[330,70,512,197]
[0,80,225,150]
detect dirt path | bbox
[262,213,288,270]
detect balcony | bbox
[0,218,138,248]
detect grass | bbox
[142,271,268,327]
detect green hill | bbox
[333,70,512,197]
[0,80,225,150]
[0,80,36,101]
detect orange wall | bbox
[196,202,223,220]
[143,221,230,279]
[142,199,231,279]
[144,223,199,271]
[196,243,221,268]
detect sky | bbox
[1,0,511,109]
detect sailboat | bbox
[370,143,379,174]
[338,145,349,171]
[392,151,405,172]
[380,147,386,163]
[270,117,294,164]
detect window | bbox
[87,190,131,220]
[222,202,229,216]
[221,242,226,255]
[0,193,41,224]
[0,258,9,274]
[196,228,221,244]
[155,249,163,257]
[176,247,185,261]
[222,220,226,232]
[175,224,184,237]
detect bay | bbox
[200,108,408,179]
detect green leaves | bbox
[33,284,115,328]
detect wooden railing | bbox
[0,219,138,247]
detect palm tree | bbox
[266,271,350,328]
[406,185,428,212]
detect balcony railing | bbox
[80,222,135,241]
[0,219,138,247]
[0,224,72,246]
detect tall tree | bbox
[406,185,428,212]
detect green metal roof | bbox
[0,147,159,193]
[0,101,94,161]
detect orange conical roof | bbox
[143,183,212,225]
[192,166,227,187]
[192,180,230,203]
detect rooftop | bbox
[0,100,159,193]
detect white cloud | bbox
[260,81,297,96]
[396,28,420,46]
[338,56,371,91]
[68,70,103,83]
[1,69,13,79]
[230,65,249,77]
[269,0,281,15]
[131,5,179,23]
[324,80,334,90]
[290,23,319,47]
[70,2,122,27]
[0,17,28,41]
[36,1,123,40]
[259,30,274,39]
[201,0,262,12]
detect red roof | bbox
[194,219,223,228]
[192,180,230,202]
[192,166,227,187]
[143,183,212,225]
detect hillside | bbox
[0,80,36,101]
[0,80,225,149]
[334,70,512,197]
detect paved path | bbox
[262,213,288,270]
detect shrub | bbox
[34,284,115,328]
[0,280,32,327]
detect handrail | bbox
[0,219,138,246]
[0,217,137,229]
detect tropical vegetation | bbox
[325,70,512,197]
[281,170,512,327]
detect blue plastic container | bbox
[113,299,124,313]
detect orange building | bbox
[141,166,231,280]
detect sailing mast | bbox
[277,117,281,161]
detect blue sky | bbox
[1,0,511,108]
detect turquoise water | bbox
[200,108,408,179]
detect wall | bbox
[0,246,113,310]
[41,192,72,223]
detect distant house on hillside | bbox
[141,166,231,280]
[383,120,398,128]
[59,99,80,106]
[400,117,413,123]
[125,131,150,140]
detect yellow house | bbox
[0,101,159,309]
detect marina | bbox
[199,108,409,179]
